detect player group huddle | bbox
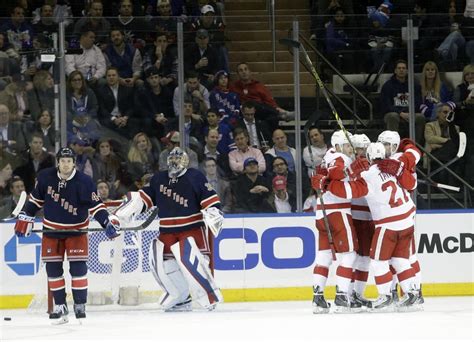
[12,129,422,324]
[310,129,423,314]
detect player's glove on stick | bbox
[105,215,121,239]
[14,212,35,237]
[346,158,369,179]
[378,159,404,177]
[311,174,329,192]
[315,165,328,176]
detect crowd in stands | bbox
[0,0,473,215]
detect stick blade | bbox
[279,38,301,48]
[12,191,27,217]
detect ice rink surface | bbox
[1,297,472,342]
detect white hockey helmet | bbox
[366,142,386,164]
[167,147,189,177]
[377,130,400,156]
[351,134,371,149]
[331,130,353,148]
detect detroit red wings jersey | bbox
[315,148,353,220]
[327,164,416,231]
[351,197,372,221]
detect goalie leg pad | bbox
[149,239,190,310]
[115,192,145,223]
[171,237,223,310]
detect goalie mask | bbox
[377,130,400,157]
[167,147,189,178]
[366,142,386,164]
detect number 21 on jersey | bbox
[382,181,409,208]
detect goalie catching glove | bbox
[14,212,35,237]
[201,207,224,237]
[105,215,121,239]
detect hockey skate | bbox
[391,284,399,303]
[164,295,193,312]
[351,291,370,309]
[312,286,330,314]
[397,289,423,312]
[368,294,394,313]
[49,304,69,325]
[334,287,362,313]
[74,303,86,319]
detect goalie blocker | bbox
[114,147,224,311]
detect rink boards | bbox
[0,210,473,308]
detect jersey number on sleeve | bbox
[382,181,409,208]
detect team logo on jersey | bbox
[92,192,100,202]
[205,182,214,191]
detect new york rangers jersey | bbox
[24,167,109,235]
[138,168,221,233]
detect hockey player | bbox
[115,147,224,312]
[348,134,373,307]
[312,142,422,312]
[376,131,423,304]
[310,130,369,313]
[14,147,121,323]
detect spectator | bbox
[436,22,466,66]
[191,4,228,72]
[199,127,232,179]
[68,137,94,178]
[0,5,34,52]
[0,175,25,218]
[231,157,273,213]
[271,156,298,207]
[268,175,295,213]
[73,0,111,47]
[303,126,328,178]
[0,103,27,155]
[134,66,174,140]
[27,70,54,122]
[167,99,204,150]
[419,61,454,121]
[103,28,143,88]
[91,137,125,186]
[14,132,55,192]
[31,0,72,27]
[151,0,178,42]
[96,67,137,140]
[454,63,474,108]
[237,101,272,152]
[228,127,266,175]
[0,159,14,196]
[32,4,57,36]
[126,132,159,182]
[109,0,151,47]
[185,29,219,90]
[142,32,177,89]
[158,131,199,171]
[202,108,234,154]
[230,62,294,130]
[265,129,297,173]
[28,109,55,153]
[303,188,317,213]
[65,30,106,86]
[96,179,114,202]
[66,70,101,145]
[0,73,30,122]
[202,157,233,213]
[380,60,425,143]
[209,70,240,125]
[173,71,210,117]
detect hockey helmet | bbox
[330,130,352,148]
[351,134,371,149]
[377,130,400,156]
[167,147,189,177]
[56,147,76,163]
[366,142,386,164]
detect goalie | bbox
[115,147,224,312]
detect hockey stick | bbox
[0,191,27,222]
[316,190,337,261]
[31,207,159,233]
[279,37,355,150]
[417,179,460,192]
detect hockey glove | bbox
[315,165,328,176]
[105,215,121,239]
[398,138,416,153]
[311,174,329,192]
[14,212,35,237]
[378,159,404,177]
[346,158,369,179]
